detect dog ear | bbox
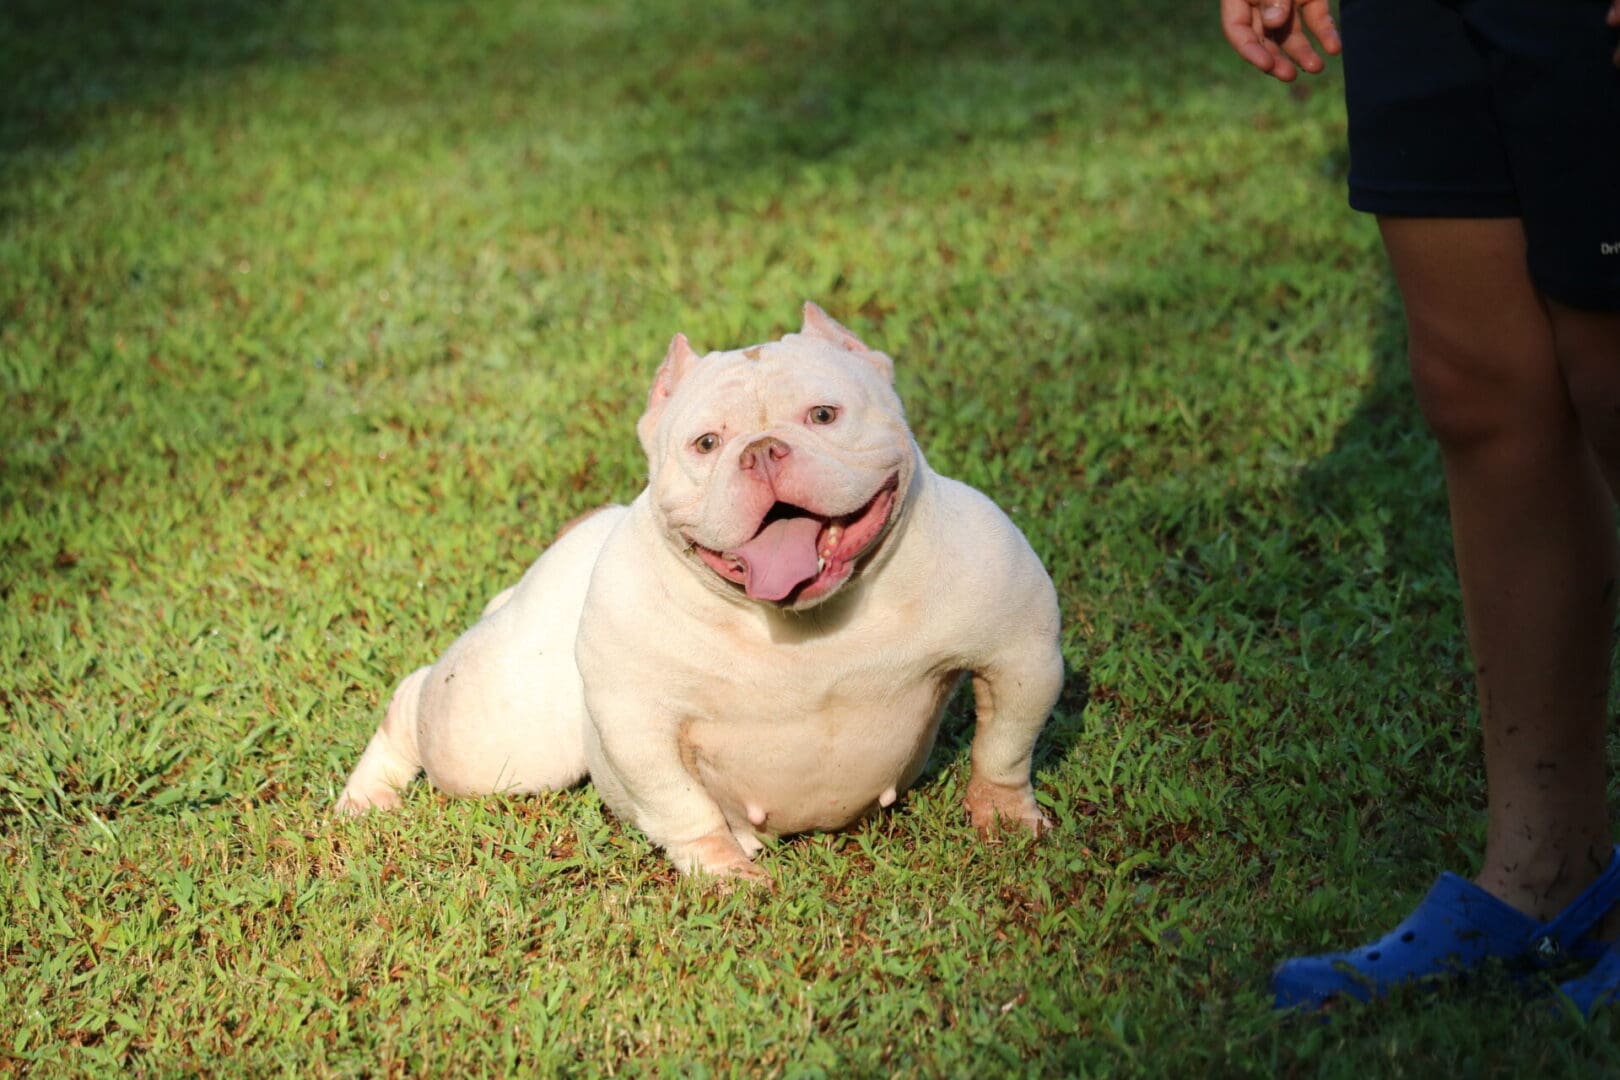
[638,333,700,459]
[800,301,894,383]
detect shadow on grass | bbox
[1275,280,1470,875]
[0,0,331,157]
[0,0,1212,174]
[1294,296,1452,603]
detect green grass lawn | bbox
[6,0,1620,1074]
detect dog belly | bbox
[683,674,960,837]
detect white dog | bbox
[337,304,1063,879]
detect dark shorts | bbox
[1340,0,1620,311]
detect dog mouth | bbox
[690,475,900,604]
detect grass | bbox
[5,0,1620,1074]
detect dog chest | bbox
[676,665,961,836]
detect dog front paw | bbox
[963,775,1051,842]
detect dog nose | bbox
[740,436,790,474]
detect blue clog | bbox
[1557,945,1620,1017]
[1273,846,1620,1010]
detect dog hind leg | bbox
[335,666,429,814]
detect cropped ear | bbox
[637,333,700,459]
[800,301,894,383]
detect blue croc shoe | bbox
[1557,945,1620,1017]
[1273,846,1620,1011]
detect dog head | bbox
[637,303,917,610]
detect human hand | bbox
[1221,0,1342,82]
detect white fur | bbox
[337,306,1064,877]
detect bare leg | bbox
[1380,217,1615,920]
[1552,302,1620,498]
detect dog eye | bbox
[692,433,721,454]
[807,405,839,425]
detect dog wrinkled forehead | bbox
[635,302,897,461]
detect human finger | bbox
[1232,1,1306,81]
[1260,15,1302,82]
[1272,15,1326,75]
[1221,0,1282,74]
[1259,6,1303,81]
[1299,0,1343,55]
[1258,0,1294,31]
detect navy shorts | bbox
[1340,0,1620,311]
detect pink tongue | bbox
[729,515,823,601]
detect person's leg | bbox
[1269,217,1620,1010]
[1380,216,1616,920]
[1267,0,1620,1011]
[1553,304,1620,498]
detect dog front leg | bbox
[963,644,1064,840]
[591,709,766,881]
